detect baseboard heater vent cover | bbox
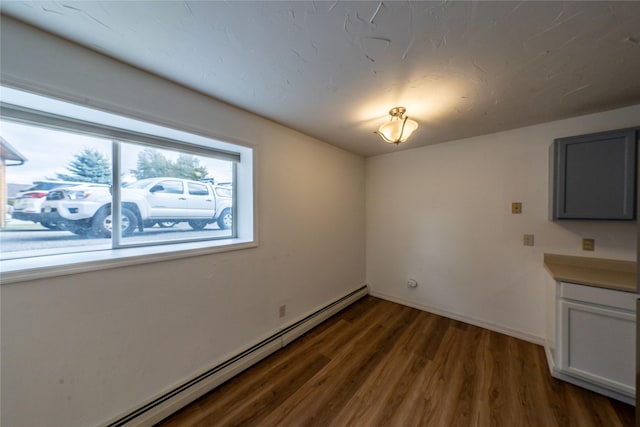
[103,285,368,427]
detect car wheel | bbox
[92,207,138,237]
[217,208,232,230]
[188,220,208,230]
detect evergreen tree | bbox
[56,148,111,184]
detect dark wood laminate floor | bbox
[157,296,635,426]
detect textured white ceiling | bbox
[2,1,640,156]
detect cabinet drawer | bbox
[559,282,636,311]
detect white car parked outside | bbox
[12,180,88,228]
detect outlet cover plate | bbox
[523,234,534,246]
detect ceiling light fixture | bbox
[375,107,418,145]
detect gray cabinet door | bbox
[553,128,637,220]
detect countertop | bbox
[544,253,637,293]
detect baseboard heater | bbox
[103,285,369,427]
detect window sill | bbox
[0,238,257,285]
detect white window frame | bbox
[0,86,256,284]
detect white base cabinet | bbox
[555,282,636,404]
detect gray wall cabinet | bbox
[553,127,638,220]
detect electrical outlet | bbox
[511,202,522,214]
[582,238,595,251]
[279,305,286,318]
[523,234,534,246]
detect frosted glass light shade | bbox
[375,107,418,144]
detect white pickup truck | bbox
[41,177,233,237]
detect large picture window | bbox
[0,86,254,279]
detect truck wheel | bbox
[217,208,232,230]
[188,220,208,230]
[92,207,138,237]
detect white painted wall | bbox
[366,105,638,345]
[0,17,365,427]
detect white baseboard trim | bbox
[102,284,369,427]
[544,340,556,374]
[370,290,545,346]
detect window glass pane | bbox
[1,119,112,259]
[188,182,209,196]
[1,121,235,260]
[116,142,234,245]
